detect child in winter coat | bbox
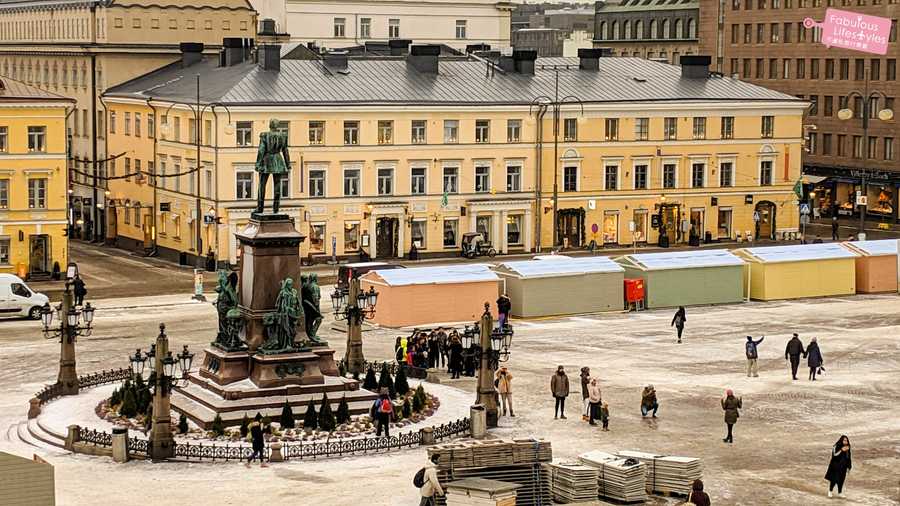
[600,401,610,431]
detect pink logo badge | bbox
[803,9,892,55]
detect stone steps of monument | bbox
[171,389,377,430]
[28,418,67,450]
[37,417,67,442]
[17,421,67,455]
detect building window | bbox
[147,114,155,138]
[174,117,183,141]
[634,118,649,140]
[0,179,8,208]
[770,22,779,42]
[360,18,371,38]
[28,178,47,208]
[334,18,345,37]
[719,161,734,187]
[837,134,847,156]
[27,126,46,152]
[134,112,142,137]
[411,120,427,144]
[809,95,819,115]
[456,20,467,39]
[839,58,849,79]
[377,167,394,195]
[411,167,426,194]
[507,165,522,192]
[852,135,863,158]
[871,59,881,80]
[309,121,325,145]
[474,164,490,193]
[761,116,774,138]
[605,119,619,141]
[692,117,706,139]
[633,164,648,189]
[344,222,360,251]
[563,118,577,141]
[884,137,894,160]
[756,23,764,43]
[309,223,325,253]
[344,169,360,196]
[507,120,521,142]
[389,19,400,38]
[277,172,290,199]
[719,116,734,139]
[663,163,677,188]
[0,237,8,265]
[825,58,835,79]
[343,121,359,145]
[109,111,116,134]
[887,59,896,80]
[377,120,393,145]
[235,171,253,199]
[756,58,764,78]
[868,136,878,158]
[443,120,459,143]
[757,160,773,186]
[563,166,578,191]
[691,163,705,188]
[717,208,733,239]
[0,127,6,152]
[236,121,252,146]
[411,220,427,249]
[443,167,458,193]
[475,120,490,143]
[664,117,677,140]
[443,219,458,247]
[309,169,326,198]
[822,133,833,154]
[603,165,618,190]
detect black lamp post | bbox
[41,262,95,396]
[462,303,513,428]
[129,323,194,461]
[331,279,378,376]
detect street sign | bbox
[193,269,203,297]
[858,196,868,206]
[800,203,810,215]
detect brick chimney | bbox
[408,44,441,74]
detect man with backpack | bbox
[745,335,764,378]
[371,388,394,438]
[415,454,444,505]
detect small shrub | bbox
[394,366,410,398]
[363,366,378,391]
[303,400,318,429]
[280,401,295,429]
[402,397,412,419]
[336,395,351,424]
[239,413,250,438]
[178,413,189,434]
[318,393,336,432]
[211,414,225,437]
[378,364,395,398]
[119,388,137,418]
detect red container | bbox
[624,278,645,303]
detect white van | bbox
[0,274,49,319]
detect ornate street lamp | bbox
[41,264,96,396]
[468,303,514,428]
[332,278,379,376]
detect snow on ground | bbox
[1,292,900,505]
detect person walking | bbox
[721,388,742,443]
[785,333,806,380]
[372,388,394,438]
[671,306,686,343]
[245,413,268,468]
[550,366,570,419]
[687,479,711,506]
[580,367,591,421]
[496,294,512,329]
[831,215,840,241]
[806,337,824,381]
[825,435,852,498]
[72,274,87,306]
[417,453,445,506]
[495,366,515,417]
[641,385,659,418]
[745,335,765,378]
[587,378,602,426]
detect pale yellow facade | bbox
[0,79,73,278]
[103,95,804,265]
[0,0,257,240]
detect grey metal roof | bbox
[104,55,802,106]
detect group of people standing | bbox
[395,328,477,379]
[743,333,825,380]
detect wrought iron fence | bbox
[432,418,471,441]
[79,427,112,447]
[35,382,64,405]
[175,441,256,461]
[128,436,148,455]
[78,368,131,390]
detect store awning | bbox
[803,175,828,184]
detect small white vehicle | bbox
[0,273,49,319]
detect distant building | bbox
[0,78,73,279]
[250,0,513,50]
[563,30,594,57]
[593,0,700,63]
[530,6,595,35]
[512,28,566,56]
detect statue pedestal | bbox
[235,215,305,351]
[250,352,323,388]
[199,347,251,386]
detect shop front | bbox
[804,165,900,224]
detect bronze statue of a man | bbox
[254,118,291,215]
[260,278,303,354]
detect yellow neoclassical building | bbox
[0,77,73,278]
[101,48,806,266]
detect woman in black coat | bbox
[671,306,686,343]
[806,337,824,380]
[825,435,852,498]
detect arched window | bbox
[623,20,630,40]
[599,21,607,40]
[662,19,670,39]
[612,21,619,40]
[649,19,658,39]
[687,18,696,38]
[635,20,644,39]
[674,19,683,39]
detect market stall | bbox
[734,243,859,300]
[614,250,745,308]
[493,256,625,317]
[842,239,899,293]
[360,264,500,328]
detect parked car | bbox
[0,274,50,319]
[336,262,405,292]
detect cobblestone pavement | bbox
[1,292,899,505]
